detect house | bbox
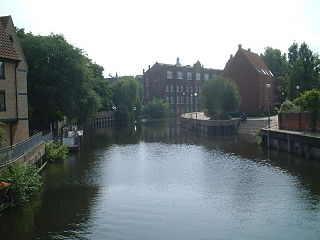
[222,45,276,115]
[143,58,221,115]
[0,16,29,147]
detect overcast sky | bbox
[1,0,319,77]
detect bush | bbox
[279,100,300,113]
[143,98,169,119]
[46,141,69,162]
[0,163,42,205]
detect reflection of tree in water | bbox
[0,190,42,240]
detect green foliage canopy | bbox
[17,29,114,130]
[45,141,69,162]
[143,98,169,119]
[200,76,241,119]
[294,89,320,131]
[113,76,142,121]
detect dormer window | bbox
[177,71,183,79]
[0,62,4,79]
[167,71,173,79]
[187,72,192,80]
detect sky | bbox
[1,0,320,77]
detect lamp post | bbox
[182,92,185,114]
[296,85,300,98]
[133,106,136,122]
[266,83,271,128]
[194,92,198,119]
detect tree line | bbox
[17,29,143,130]
[261,42,320,101]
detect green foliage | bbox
[287,42,320,100]
[45,141,69,162]
[17,29,114,130]
[294,89,320,132]
[200,76,241,120]
[113,76,142,121]
[143,98,169,119]
[0,163,42,205]
[0,122,4,145]
[279,100,300,113]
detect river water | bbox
[1,120,320,240]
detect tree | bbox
[261,47,288,102]
[294,89,320,132]
[113,76,142,121]
[143,98,169,119]
[17,29,112,129]
[287,42,320,99]
[200,76,241,120]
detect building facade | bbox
[0,16,29,147]
[222,45,276,115]
[143,58,221,115]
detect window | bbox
[145,77,149,87]
[190,86,193,93]
[186,86,189,92]
[186,97,189,104]
[171,85,175,92]
[0,91,6,111]
[171,96,174,104]
[181,96,184,104]
[190,96,193,104]
[166,85,169,92]
[167,71,173,79]
[204,73,209,81]
[177,96,180,104]
[146,91,149,97]
[176,85,179,92]
[196,73,201,81]
[166,96,170,104]
[187,72,192,80]
[0,62,4,79]
[177,71,183,79]
[180,86,183,92]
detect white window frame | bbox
[177,71,183,80]
[167,71,173,79]
[204,73,209,81]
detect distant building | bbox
[143,58,221,115]
[0,16,29,147]
[222,45,276,115]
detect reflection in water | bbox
[0,119,320,240]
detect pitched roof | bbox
[224,48,274,77]
[0,16,20,61]
[0,16,10,28]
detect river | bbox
[1,120,320,239]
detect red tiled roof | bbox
[241,49,273,76]
[0,16,20,61]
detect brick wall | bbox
[278,112,314,131]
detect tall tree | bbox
[17,29,112,129]
[262,47,288,103]
[113,76,142,122]
[287,42,320,99]
[200,76,240,120]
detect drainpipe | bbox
[15,62,18,119]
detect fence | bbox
[0,132,53,166]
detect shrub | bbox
[143,98,169,118]
[279,100,300,113]
[0,163,42,205]
[46,141,69,162]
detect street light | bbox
[266,83,271,128]
[182,92,185,114]
[194,93,198,118]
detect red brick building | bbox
[143,58,221,115]
[222,45,276,115]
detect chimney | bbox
[176,57,181,66]
[148,65,150,70]
[143,69,145,74]
[238,44,242,49]
[230,54,233,59]
[248,48,251,52]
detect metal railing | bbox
[0,131,53,166]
